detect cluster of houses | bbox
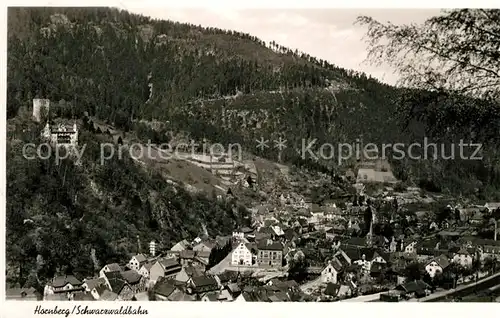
[23,234,307,302]
[8,115,500,303]
[7,188,498,302]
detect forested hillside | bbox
[6,7,500,289]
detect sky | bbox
[127,8,442,85]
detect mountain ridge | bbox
[6,7,500,290]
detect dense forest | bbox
[7,108,249,290]
[6,7,500,289]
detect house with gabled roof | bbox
[334,249,352,268]
[452,247,474,267]
[99,263,122,278]
[103,271,138,301]
[179,250,196,266]
[153,279,177,301]
[103,271,125,293]
[226,283,241,298]
[349,247,389,272]
[194,253,210,267]
[82,277,107,293]
[335,246,357,265]
[416,239,441,258]
[395,280,431,298]
[187,274,220,295]
[231,241,256,266]
[403,240,418,255]
[175,265,205,283]
[90,284,110,300]
[170,239,191,252]
[43,275,83,299]
[271,225,285,237]
[321,260,342,284]
[150,257,182,283]
[121,270,147,294]
[139,261,155,279]
[128,254,147,271]
[193,240,216,253]
[425,254,450,278]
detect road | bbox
[413,271,500,302]
[339,292,385,302]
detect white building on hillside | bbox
[42,122,79,147]
[231,242,254,266]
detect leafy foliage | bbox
[6,114,247,288]
[6,7,500,290]
[357,9,500,100]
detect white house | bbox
[321,261,341,284]
[232,231,245,240]
[99,263,122,278]
[231,242,254,266]
[354,255,371,272]
[138,262,155,279]
[452,248,473,267]
[128,254,147,271]
[404,241,418,254]
[90,284,109,300]
[425,255,450,278]
[353,250,388,272]
[42,122,79,147]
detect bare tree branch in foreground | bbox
[357,9,500,100]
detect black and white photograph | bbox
[3,3,500,309]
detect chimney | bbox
[267,239,273,245]
[362,254,366,261]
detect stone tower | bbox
[33,99,50,122]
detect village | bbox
[8,173,500,302]
[7,99,500,302]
